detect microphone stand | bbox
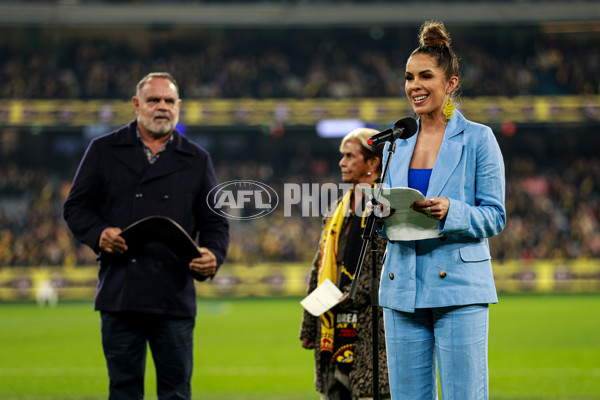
[348,141,397,400]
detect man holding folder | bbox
[64,72,229,400]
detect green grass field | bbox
[1,295,599,400]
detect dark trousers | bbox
[100,311,195,400]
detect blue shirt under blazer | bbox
[379,110,506,312]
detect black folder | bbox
[119,216,201,264]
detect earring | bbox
[443,97,455,120]
[367,171,372,176]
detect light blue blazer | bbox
[379,110,506,312]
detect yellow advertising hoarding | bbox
[1,259,599,302]
[1,96,599,127]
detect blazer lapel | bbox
[426,111,467,197]
[388,134,417,188]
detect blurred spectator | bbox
[0,27,598,100]
[0,163,96,266]
[1,151,599,267]
[492,156,600,260]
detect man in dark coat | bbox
[63,72,229,400]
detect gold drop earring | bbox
[443,97,455,119]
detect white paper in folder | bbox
[361,186,440,241]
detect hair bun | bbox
[419,21,451,49]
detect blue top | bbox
[408,168,433,196]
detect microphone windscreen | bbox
[394,117,418,139]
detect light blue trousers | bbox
[383,304,489,400]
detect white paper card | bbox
[300,278,345,316]
[361,186,440,241]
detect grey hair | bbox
[339,127,385,174]
[135,72,179,97]
[339,128,379,154]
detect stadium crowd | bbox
[1,26,598,100]
[1,150,599,267]
[1,24,599,268]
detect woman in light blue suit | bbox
[379,21,506,399]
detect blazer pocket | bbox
[459,243,491,262]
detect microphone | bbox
[367,117,418,146]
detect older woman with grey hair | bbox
[300,127,390,400]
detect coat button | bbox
[131,258,137,264]
[135,193,143,198]
[439,270,447,279]
[389,273,394,280]
[163,195,170,200]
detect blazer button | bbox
[389,273,394,280]
[439,270,447,279]
[135,193,143,198]
[163,195,170,200]
[131,258,137,264]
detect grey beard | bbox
[147,123,172,136]
[139,117,175,137]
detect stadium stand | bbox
[0,6,599,276]
[0,25,598,100]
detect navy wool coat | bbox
[64,120,229,317]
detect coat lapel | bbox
[426,111,467,197]
[110,121,147,178]
[108,121,194,184]
[139,133,194,184]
